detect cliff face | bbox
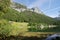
[31,7,41,13]
[11,2,43,14]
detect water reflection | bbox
[45,34,60,40]
[0,36,46,40]
[0,33,60,40]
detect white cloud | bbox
[28,0,48,8]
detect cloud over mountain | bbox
[28,0,48,8]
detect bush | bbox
[0,19,23,36]
[0,11,4,19]
[0,19,12,36]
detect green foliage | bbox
[20,11,55,24]
[0,19,26,36]
[2,8,20,22]
[0,0,10,13]
[0,19,12,36]
[56,20,60,25]
[1,10,55,25]
[0,11,4,19]
[41,26,60,32]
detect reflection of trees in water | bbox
[0,35,46,40]
[46,34,60,40]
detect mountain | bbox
[0,1,55,25]
[11,2,43,14]
[30,7,42,13]
[54,17,60,20]
[1,8,55,25]
[11,2,27,9]
[19,11,55,24]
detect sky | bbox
[12,0,60,18]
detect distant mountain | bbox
[1,8,55,25]
[54,17,60,20]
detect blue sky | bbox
[12,0,60,18]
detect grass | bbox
[8,21,29,36]
[0,21,59,40]
[2,21,58,37]
[11,22,28,31]
[9,21,58,36]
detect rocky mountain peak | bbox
[31,7,42,13]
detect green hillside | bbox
[0,0,55,25]
[19,11,55,24]
[0,8,55,25]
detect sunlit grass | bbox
[9,22,29,35]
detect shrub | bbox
[0,19,12,36]
[0,19,23,36]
